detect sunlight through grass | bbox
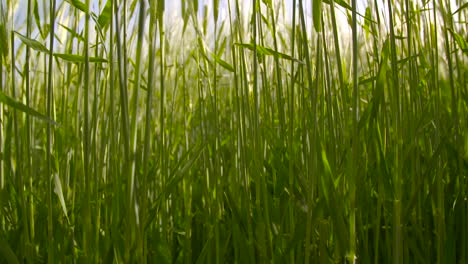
[0,0,467,263]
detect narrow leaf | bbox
[448,28,468,55]
[54,53,108,63]
[212,53,235,72]
[235,43,303,63]
[359,75,376,85]
[262,0,273,8]
[320,146,332,203]
[363,7,372,37]
[54,173,69,223]
[98,0,112,29]
[0,8,8,60]
[235,42,255,51]
[263,46,303,63]
[322,0,352,10]
[33,0,45,38]
[453,2,468,14]
[313,0,323,32]
[0,23,7,60]
[64,0,88,13]
[14,31,49,53]
[0,89,58,125]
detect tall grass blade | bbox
[14,31,49,53]
[313,0,323,32]
[2,0,467,262]
[53,53,108,63]
[0,90,58,125]
[64,0,88,13]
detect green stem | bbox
[46,0,57,262]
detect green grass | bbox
[0,0,467,263]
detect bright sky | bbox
[6,0,463,29]
[6,0,367,30]
[4,0,463,55]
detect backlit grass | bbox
[0,0,467,263]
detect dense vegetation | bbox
[0,0,467,263]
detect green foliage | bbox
[448,28,468,55]
[53,53,108,63]
[313,0,323,32]
[97,0,112,29]
[235,42,303,63]
[0,239,20,264]
[1,0,467,263]
[0,89,57,125]
[14,31,49,53]
[0,6,8,61]
[64,0,88,14]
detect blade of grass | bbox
[46,0,57,262]
[350,0,359,261]
[13,31,49,53]
[387,0,402,263]
[24,0,35,260]
[0,90,58,125]
[53,53,108,63]
[129,1,146,261]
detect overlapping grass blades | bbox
[0,0,467,263]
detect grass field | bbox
[0,0,467,263]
